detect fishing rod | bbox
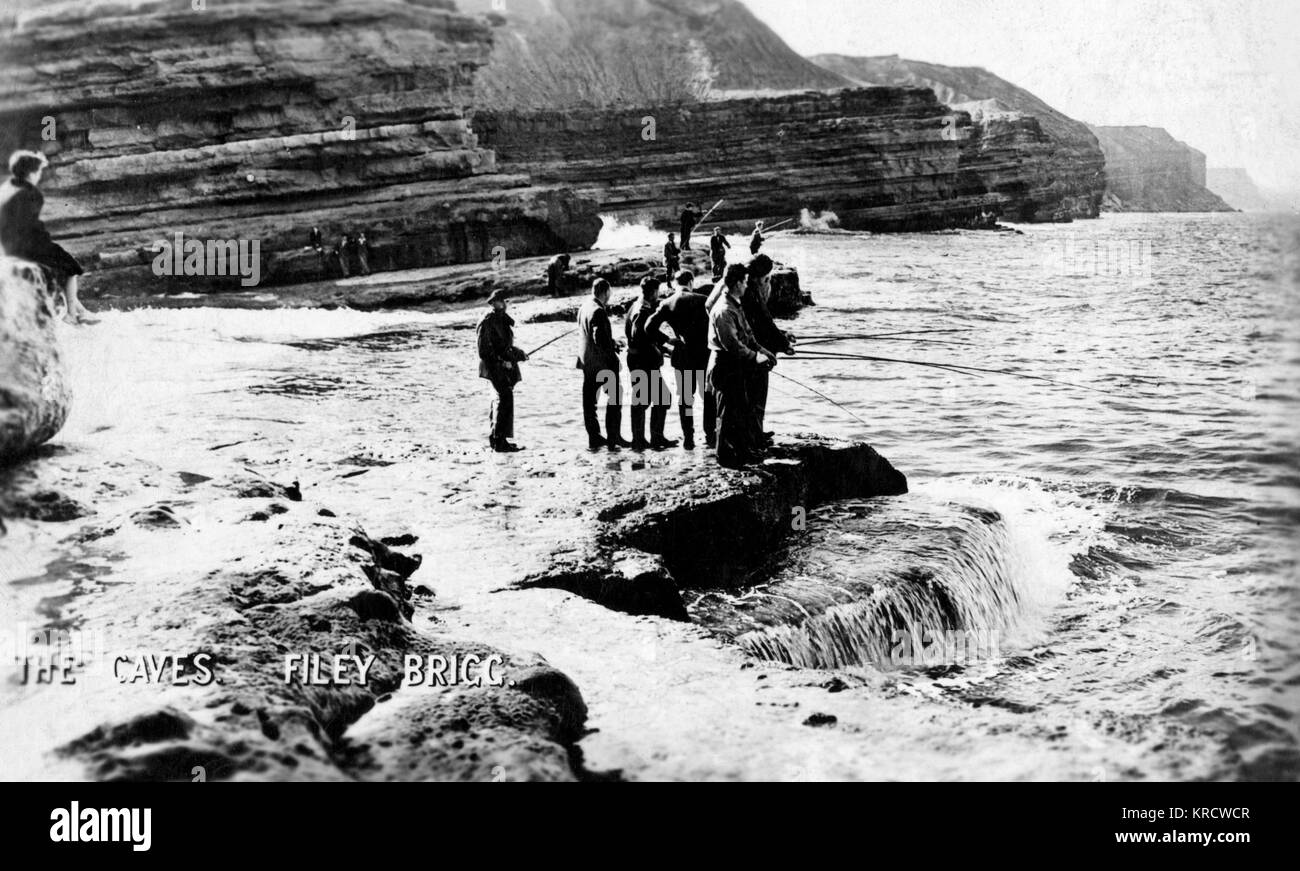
[770,369,872,428]
[796,335,972,348]
[785,350,1110,394]
[524,327,576,357]
[696,198,725,226]
[760,217,796,234]
[795,328,976,341]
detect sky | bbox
[744,0,1300,193]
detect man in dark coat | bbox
[646,269,715,451]
[708,227,730,281]
[663,233,679,279]
[624,276,677,451]
[333,235,350,278]
[679,203,699,250]
[576,279,628,451]
[477,289,528,452]
[740,254,794,444]
[749,221,765,255]
[0,150,92,324]
[707,263,775,468]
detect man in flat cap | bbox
[477,289,528,452]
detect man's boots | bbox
[650,406,677,450]
[629,405,650,450]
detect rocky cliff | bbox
[1206,167,1271,212]
[0,258,69,464]
[812,54,1105,221]
[1088,126,1233,212]
[475,85,1098,231]
[460,0,849,109]
[0,0,602,297]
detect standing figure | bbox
[576,279,628,451]
[663,233,680,280]
[708,227,730,281]
[625,276,677,451]
[545,253,571,296]
[0,150,93,324]
[310,226,328,276]
[354,231,371,275]
[679,203,699,250]
[477,290,528,453]
[740,254,794,446]
[706,263,775,468]
[749,220,765,255]
[333,235,350,278]
[647,269,715,451]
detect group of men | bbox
[311,226,371,278]
[477,242,793,468]
[665,208,767,283]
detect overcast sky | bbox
[745,0,1300,192]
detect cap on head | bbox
[487,289,510,305]
[9,149,48,181]
[747,253,774,279]
[675,269,694,286]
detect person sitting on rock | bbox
[0,150,94,324]
[545,253,571,296]
[477,289,528,453]
[709,227,730,281]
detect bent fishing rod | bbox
[524,327,577,357]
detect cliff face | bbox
[1088,126,1233,212]
[0,258,69,464]
[475,86,1095,231]
[1206,167,1270,212]
[812,54,1105,221]
[0,0,601,297]
[460,0,849,109]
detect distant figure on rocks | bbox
[709,227,730,280]
[333,235,350,278]
[707,262,775,468]
[663,233,679,278]
[545,253,570,296]
[679,203,700,250]
[310,226,323,250]
[750,221,765,255]
[0,150,94,324]
[739,254,794,445]
[624,276,676,451]
[477,289,528,452]
[647,268,715,451]
[353,231,371,275]
[576,278,628,451]
[310,226,327,275]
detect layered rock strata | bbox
[475,87,1101,232]
[0,0,602,297]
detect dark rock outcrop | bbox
[812,54,1106,221]
[0,0,601,298]
[517,437,907,618]
[0,258,69,463]
[1088,126,1233,212]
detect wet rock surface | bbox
[0,260,70,464]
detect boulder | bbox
[0,258,70,464]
